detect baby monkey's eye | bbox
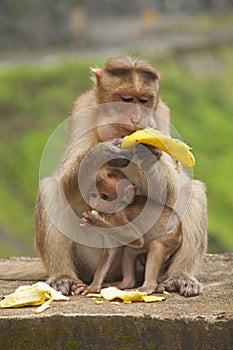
[100,194,109,200]
[120,94,134,103]
[138,96,150,103]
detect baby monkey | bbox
[80,167,182,295]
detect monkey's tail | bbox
[0,257,48,281]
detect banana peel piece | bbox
[121,127,195,168]
[0,282,69,313]
[100,287,146,302]
[101,287,146,302]
[0,286,46,308]
[142,295,165,303]
[100,287,166,303]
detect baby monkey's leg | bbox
[138,230,182,294]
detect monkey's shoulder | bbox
[72,90,96,113]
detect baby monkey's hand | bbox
[81,210,110,228]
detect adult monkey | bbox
[0,57,207,296]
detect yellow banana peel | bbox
[94,287,166,303]
[121,127,195,168]
[100,287,146,302]
[0,286,47,308]
[142,295,165,303]
[0,282,69,313]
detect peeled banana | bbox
[121,127,195,168]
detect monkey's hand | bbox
[82,211,111,228]
[135,143,162,170]
[105,139,134,167]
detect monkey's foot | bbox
[71,282,89,295]
[137,284,157,294]
[106,280,136,290]
[48,276,83,296]
[158,274,202,297]
[79,283,102,296]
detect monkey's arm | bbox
[61,135,97,202]
[82,211,144,248]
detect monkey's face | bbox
[96,99,157,142]
[88,187,119,213]
[96,57,160,110]
[94,59,160,141]
[88,172,134,213]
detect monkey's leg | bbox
[159,180,207,297]
[113,246,145,290]
[80,247,119,295]
[138,230,182,294]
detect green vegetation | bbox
[0,49,232,256]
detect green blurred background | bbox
[0,1,232,256]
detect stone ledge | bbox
[0,253,232,350]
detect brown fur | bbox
[0,56,207,297]
[79,168,182,294]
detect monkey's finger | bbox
[111,138,124,147]
[106,140,134,159]
[82,212,92,220]
[74,286,87,295]
[146,145,162,160]
[135,143,161,160]
[71,283,86,292]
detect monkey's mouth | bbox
[120,125,141,136]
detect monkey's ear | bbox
[123,184,137,204]
[90,67,103,81]
[150,70,160,80]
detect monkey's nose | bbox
[130,114,141,125]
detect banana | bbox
[121,127,195,168]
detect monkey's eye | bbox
[89,193,97,199]
[100,194,109,200]
[120,94,134,103]
[138,96,149,104]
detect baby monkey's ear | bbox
[122,184,138,204]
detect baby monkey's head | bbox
[88,168,137,213]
